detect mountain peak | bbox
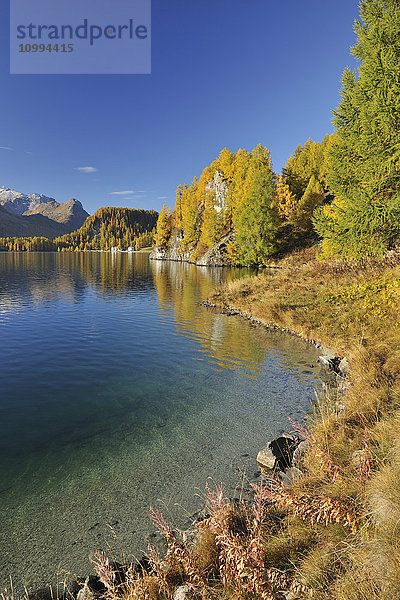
[0,186,56,215]
[0,186,89,238]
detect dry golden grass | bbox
[262,514,317,569]
[205,246,400,599]
[191,528,219,577]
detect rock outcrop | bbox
[150,231,192,262]
[205,170,228,214]
[150,171,234,267]
[151,231,234,267]
[196,232,234,266]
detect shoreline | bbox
[201,300,335,357]
[197,250,400,597]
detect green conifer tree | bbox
[233,145,280,266]
[314,0,400,258]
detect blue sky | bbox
[0,0,360,215]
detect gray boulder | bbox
[338,357,350,378]
[318,355,341,386]
[173,585,199,600]
[76,577,105,600]
[292,441,309,469]
[257,444,276,470]
[257,433,299,471]
[318,355,350,386]
[77,584,94,600]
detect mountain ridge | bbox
[0,186,89,238]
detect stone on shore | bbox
[338,357,350,378]
[292,441,309,469]
[77,576,105,600]
[173,584,200,600]
[257,444,276,469]
[257,434,299,471]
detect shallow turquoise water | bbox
[0,252,321,590]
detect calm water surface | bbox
[0,252,321,590]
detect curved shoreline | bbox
[201,300,336,357]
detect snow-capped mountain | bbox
[0,186,57,215]
[0,187,89,238]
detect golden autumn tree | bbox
[154,204,172,249]
[282,136,330,232]
[292,175,325,230]
[173,184,183,231]
[276,174,297,221]
[180,178,201,249]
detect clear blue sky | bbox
[0,0,360,215]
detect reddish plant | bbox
[149,507,210,599]
[253,479,364,534]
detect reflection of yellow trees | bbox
[66,251,155,296]
[150,259,268,373]
[72,251,139,294]
[0,252,318,379]
[0,252,153,311]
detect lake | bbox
[0,252,321,591]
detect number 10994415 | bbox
[19,43,73,52]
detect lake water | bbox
[0,252,321,591]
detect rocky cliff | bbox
[151,231,234,266]
[151,170,234,266]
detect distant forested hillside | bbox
[55,206,158,251]
[0,206,158,252]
